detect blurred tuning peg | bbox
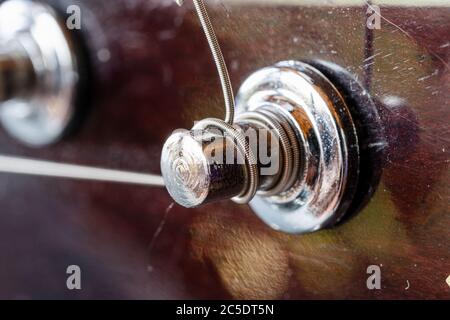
[0,0,83,146]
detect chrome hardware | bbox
[236,61,359,233]
[161,61,359,234]
[0,0,80,146]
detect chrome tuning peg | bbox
[161,0,360,234]
[162,61,360,234]
[0,0,81,146]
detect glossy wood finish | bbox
[0,0,448,299]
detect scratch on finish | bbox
[149,202,175,253]
[364,0,450,71]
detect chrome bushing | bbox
[0,0,80,146]
[235,61,359,234]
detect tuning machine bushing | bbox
[0,0,82,146]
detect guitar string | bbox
[0,1,232,188]
[176,0,235,124]
[0,155,165,187]
[363,0,374,90]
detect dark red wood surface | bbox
[0,0,448,299]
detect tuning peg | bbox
[161,61,360,234]
[0,0,81,146]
